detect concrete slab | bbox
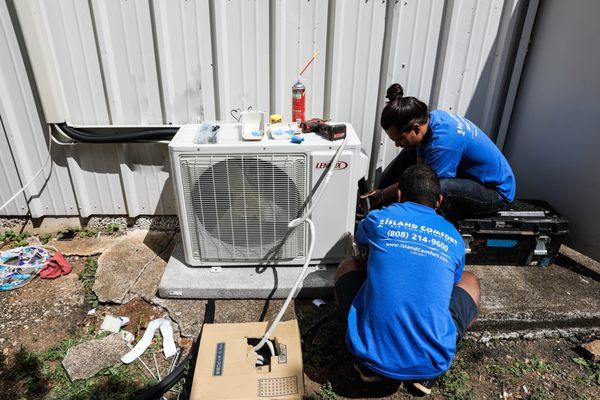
[93,230,175,303]
[157,242,600,333]
[158,241,336,299]
[468,261,600,332]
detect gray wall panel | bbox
[504,0,600,259]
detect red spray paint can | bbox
[292,80,306,123]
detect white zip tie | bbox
[153,352,161,380]
[127,344,156,379]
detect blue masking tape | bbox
[487,239,518,248]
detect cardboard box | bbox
[190,320,304,399]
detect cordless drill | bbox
[300,118,347,141]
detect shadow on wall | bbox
[501,0,600,260]
[462,0,528,141]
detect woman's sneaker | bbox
[353,362,383,383]
[409,380,433,395]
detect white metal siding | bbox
[379,0,445,170]
[1,0,532,217]
[0,0,78,217]
[213,0,270,119]
[328,0,386,159]
[272,0,328,123]
[153,0,216,123]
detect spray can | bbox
[292,79,306,123]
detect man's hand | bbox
[357,183,402,215]
[360,190,385,211]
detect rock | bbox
[581,339,600,362]
[62,333,130,380]
[93,230,175,303]
[151,298,207,338]
[48,236,115,256]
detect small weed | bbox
[105,223,121,234]
[439,361,475,400]
[79,227,99,238]
[307,382,337,400]
[488,358,555,379]
[0,229,31,247]
[79,257,99,308]
[40,233,52,244]
[572,357,600,385]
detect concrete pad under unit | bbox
[158,241,336,299]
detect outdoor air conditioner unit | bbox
[169,123,366,267]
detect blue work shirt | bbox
[418,110,516,202]
[347,201,465,380]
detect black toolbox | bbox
[457,200,569,266]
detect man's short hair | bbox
[399,164,441,208]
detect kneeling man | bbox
[336,165,480,395]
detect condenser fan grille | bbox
[180,154,307,263]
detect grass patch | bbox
[572,357,600,385]
[528,385,552,400]
[79,257,99,308]
[438,360,475,400]
[488,357,555,379]
[12,338,151,400]
[0,229,31,247]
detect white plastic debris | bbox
[120,330,135,343]
[100,315,130,333]
[87,308,96,316]
[121,318,176,364]
[312,298,326,307]
[101,315,123,333]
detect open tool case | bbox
[458,200,569,266]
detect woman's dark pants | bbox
[377,149,507,221]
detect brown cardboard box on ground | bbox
[190,320,304,400]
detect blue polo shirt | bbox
[418,110,515,202]
[347,201,465,380]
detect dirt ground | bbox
[0,232,598,399]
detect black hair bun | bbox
[386,83,404,102]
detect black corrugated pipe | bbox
[57,123,178,143]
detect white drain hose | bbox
[253,134,349,355]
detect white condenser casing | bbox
[169,123,366,267]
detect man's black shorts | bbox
[334,270,478,341]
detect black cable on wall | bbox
[57,123,178,143]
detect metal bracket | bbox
[462,234,474,254]
[534,235,550,256]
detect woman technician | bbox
[368,83,516,220]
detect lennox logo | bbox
[315,161,348,170]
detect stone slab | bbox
[93,230,174,304]
[157,241,336,299]
[62,333,130,381]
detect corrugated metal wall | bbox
[0,0,530,217]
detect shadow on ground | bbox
[294,300,406,398]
